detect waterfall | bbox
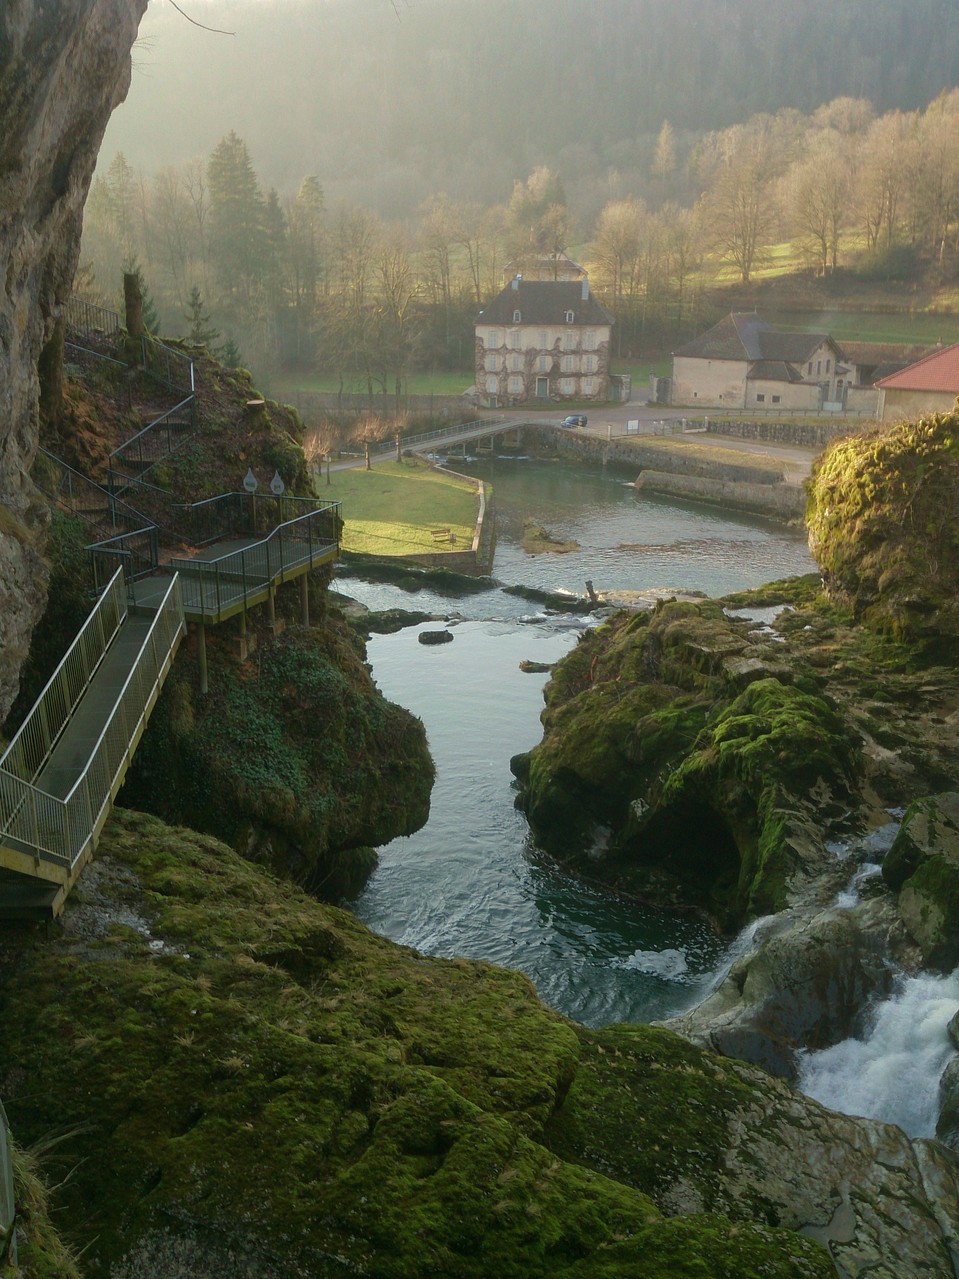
[798,968,959,1138]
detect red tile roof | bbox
[875,343,959,392]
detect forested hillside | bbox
[83,0,959,382]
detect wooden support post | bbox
[197,621,208,695]
[395,434,401,462]
[268,585,276,627]
[300,574,310,627]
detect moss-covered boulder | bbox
[513,595,861,928]
[807,412,959,644]
[882,792,959,969]
[4,809,959,1278]
[120,609,433,897]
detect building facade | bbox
[671,313,850,411]
[474,277,614,407]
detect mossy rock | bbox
[0,810,839,1279]
[883,792,959,968]
[120,613,433,897]
[807,412,959,643]
[514,600,861,927]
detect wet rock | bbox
[664,898,909,1080]
[418,628,454,644]
[883,792,959,969]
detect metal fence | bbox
[168,506,339,619]
[64,296,121,342]
[0,576,185,870]
[89,528,160,596]
[0,572,127,787]
[172,491,336,547]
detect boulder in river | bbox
[882,792,959,969]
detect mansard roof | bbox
[675,312,835,363]
[478,279,614,327]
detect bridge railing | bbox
[168,505,339,618]
[0,576,185,870]
[364,417,510,458]
[0,571,127,786]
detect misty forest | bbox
[81,0,959,382]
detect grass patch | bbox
[315,457,480,556]
[267,369,474,397]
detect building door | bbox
[535,376,549,399]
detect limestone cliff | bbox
[0,0,146,722]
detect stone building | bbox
[474,276,614,407]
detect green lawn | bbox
[316,457,480,556]
[268,369,473,397]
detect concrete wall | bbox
[671,355,748,408]
[747,379,821,411]
[702,419,858,448]
[879,388,958,423]
[634,470,807,521]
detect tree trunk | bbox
[123,271,144,337]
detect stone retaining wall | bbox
[705,419,863,448]
[634,470,807,521]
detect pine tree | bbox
[218,335,244,368]
[184,284,220,347]
[207,131,267,302]
[124,258,160,334]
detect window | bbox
[563,330,576,350]
[583,330,597,350]
[560,378,574,395]
[825,358,831,373]
[487,331,499,349]
[584,354,596,373]
[486,353,500,371]
[807,362,812,375]
[513,309,521,323]
[561,355,574,373]
[565,310,575,323]
[756,393,765,403]
[509,329,521,349]
[508,375,523,394]
[539,330,549,348]
[816,360,822,375]
[485,375,498,394]
[510,353,522,372]
[584,377,594,396]
[537,354,550,372]
[772,394,781,404]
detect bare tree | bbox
[700,123,780,284]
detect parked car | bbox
[561,414,587,427]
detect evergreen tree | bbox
[124,258,161,334]
[218,335,244,368]
[207,131,268,303]
[184,284,220,347]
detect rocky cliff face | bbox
[0,0,146,723]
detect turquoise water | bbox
[343,456,815,1027]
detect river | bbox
[339,455,816,1027]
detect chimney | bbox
[582,276,589,301]
[512,273,522,290]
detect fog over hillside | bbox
[108,0,959,219]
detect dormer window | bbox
[513,309,521,323]
[565,310,575,323]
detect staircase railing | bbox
[0,574,185,870]
[89,528,161,597]
[0,571,127,786]
[36,449,153,542]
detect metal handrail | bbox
[37,449,154,538]
[0,576,185,869]
[168,505,339,618]
[0,571,127,785]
